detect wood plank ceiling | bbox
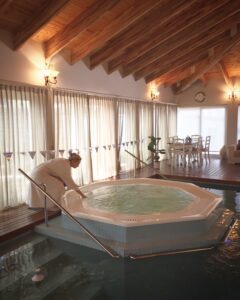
[0,0,240,93]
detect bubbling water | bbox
[85,184,194,215]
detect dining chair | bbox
[191,134,202,140]
[191,136,203,164]
[167,136,178,162]
[168,136,178,143]
[201,136,211,158]
[171,138,192,167]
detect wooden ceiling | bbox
[1,0,240,93]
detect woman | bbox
[27,152,86,210]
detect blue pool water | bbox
[1,183,240,300]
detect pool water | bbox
[85,184,194,214]
[1,183,240,300]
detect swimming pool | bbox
[35,178,234,257]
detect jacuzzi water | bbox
[85,184,194,214]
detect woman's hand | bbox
[75,189,87,198]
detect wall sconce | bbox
[44,63,59,86]
[150,87,159,101]
[228,89,238,102]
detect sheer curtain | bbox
[155,104,168,159]
[88,95,117,180]
[167,105,177,138]
[117,99,138,172]
[0,83,178,210]
[53,89,91,185]
[138,102,154,164]
[0,84,47,209]
[155,104,177,160]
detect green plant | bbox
[147,136,166,162]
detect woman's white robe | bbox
[27,158,78,209]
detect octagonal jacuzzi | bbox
[35,178,234,257]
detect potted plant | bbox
[147,136,166,168]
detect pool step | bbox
[44,282,107,300]
[34,217,105,252]
[0,253,82,299]
[0,237,63,293]
[0,232,47,256]
[1,240,106,300]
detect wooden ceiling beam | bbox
[108,0,235,73]
[145,52,208,83]
[89,0,196,69]
[70,0,161,65]
[175,31,240,93]
[121,12,240,78]
[218,60,233,88]
[45,0,120,59]
[156,69,193,88]
[13,0,71,50]
[134,31,229,81]
[0,0,13,17]
[200,74,208,87]
[112,2,240,72]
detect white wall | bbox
[0,30,175,103]
[0,29,237,145]
[176,79,238,145]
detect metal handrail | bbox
[129,245,215,259]
[19,168,119,259]
[124,149,168,180]
[42,184,48,226]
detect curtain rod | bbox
[0,78,44,89]
[0,78,177,106]
[53,86,177,106]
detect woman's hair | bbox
[68,150,81,161]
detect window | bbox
[177,107,226,153]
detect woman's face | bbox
[70,158,81,168]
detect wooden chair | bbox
[191,134,201,140]
[201,136,211,158]
[167,136,178,162]
[191,136,203,164]
[168,136,178,143]
[171,138,192,167]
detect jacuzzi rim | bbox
[62,178,222,227]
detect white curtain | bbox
[155,103,168,159]
[155,103,177,160]
[89,95,117,180]
[117,99,138,172]
[0,84,47,209]
[167,105,177,138]
[138,102,154,164]
[53,89,91,185]
[0,83,178,210]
